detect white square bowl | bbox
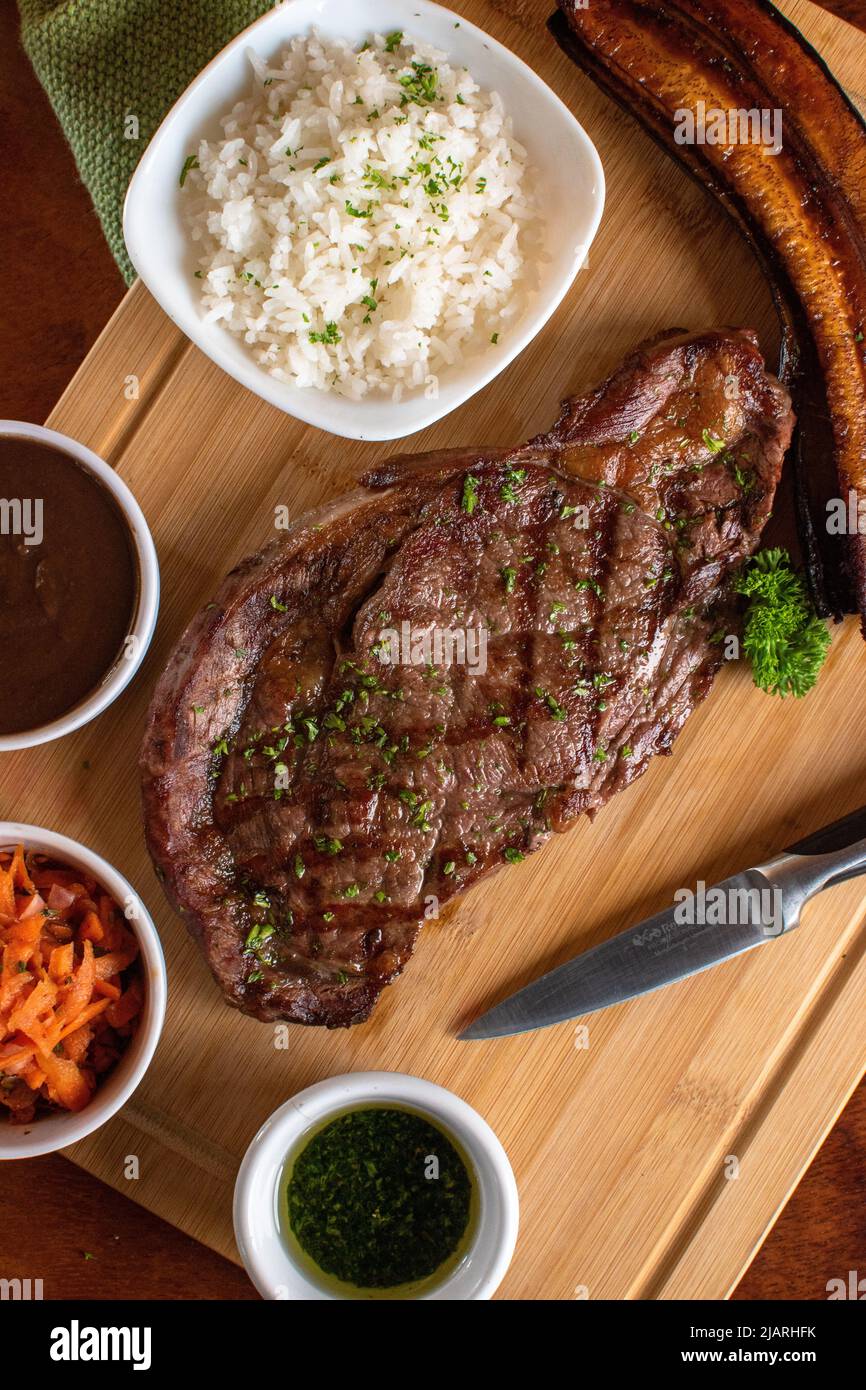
[123,0,604,441]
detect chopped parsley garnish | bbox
[410,800,433,831]
[244,922,274,952]
[398,61,439,106]
[701,428,726,454]
[179,154,199,187]
[384,30,403,52]
[345,201,373,219]
[314,835,344,856]
[499,465,526,504]
[461,474,480,515]
[503,847,524,863]
[309,321,341,345]
[365,167,396,191]
[574,577,604,599]
[535,687,567,721]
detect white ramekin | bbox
[0,421,160,752]
[0,824,167,1159]
[123,0,605,441]
[234,1071,519,1299]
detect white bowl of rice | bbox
[123,0,604,441]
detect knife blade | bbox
[459,805,866,1041]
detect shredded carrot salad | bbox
[0,846,142,1123]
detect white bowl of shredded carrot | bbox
[0,825,167,1158]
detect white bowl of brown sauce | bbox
[0,422,159,751]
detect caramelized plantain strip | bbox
[553,0,866,627]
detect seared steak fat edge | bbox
[140,330,793,1027]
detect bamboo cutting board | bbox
[3,0,866,1300]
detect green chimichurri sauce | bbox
[285,1106,473,1292]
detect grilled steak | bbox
[141,329,793,1026]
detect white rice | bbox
[182,29,540,400]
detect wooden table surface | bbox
[1,2,865,1301]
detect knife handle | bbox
[785,804,866,887]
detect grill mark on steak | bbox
[141,329,793,1027]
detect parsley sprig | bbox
[733,548,830,698]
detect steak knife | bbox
[459,805,866,1040]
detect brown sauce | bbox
[0,436,137,734]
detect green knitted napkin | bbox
[18,0,275,283]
